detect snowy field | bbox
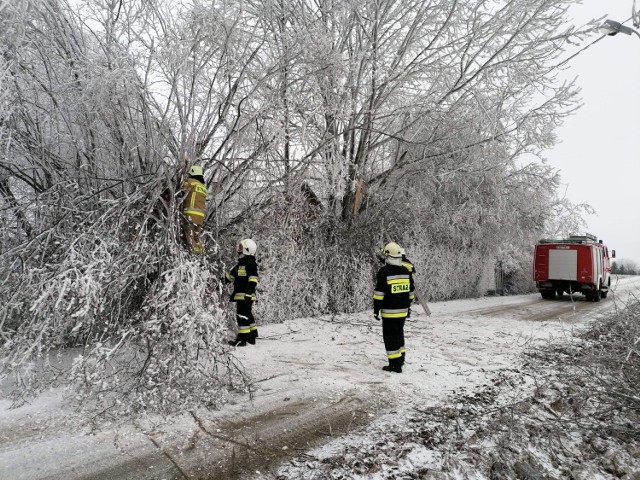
[1,276,640,479]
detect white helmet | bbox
[383,242,403,258]
[189,165,204,177]
[237,238,257,256]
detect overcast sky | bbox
[545,2,640,265]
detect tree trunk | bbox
[0,177,33,238]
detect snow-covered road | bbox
[2,276,639,479]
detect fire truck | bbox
[533,234,615,302]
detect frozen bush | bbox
[0,179,239,417]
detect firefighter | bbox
[181,165,208,254]
[225,238,260,347]
[373,242,413,373]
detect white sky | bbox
[545,2,640,265]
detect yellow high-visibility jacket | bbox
[373,264,413,319]
[182,177,208,222]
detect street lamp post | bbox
[600,19,640,40]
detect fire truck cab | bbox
[533,234,615,302]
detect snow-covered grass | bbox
[1,277,639,479]
[274,284,640,480]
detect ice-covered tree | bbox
[0,0,598,416]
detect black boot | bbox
[247,329,257,344]
[228,339,247,347]
[382,365,402,373]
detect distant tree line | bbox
[612,260,640,276]
[0,0,595,416]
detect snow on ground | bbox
[2,276,640,479]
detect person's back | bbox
[375,263,412,317]
[182,175,207,220]
[181,166,207,254]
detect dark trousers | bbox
[399,318,406,365]
[382,317,406,368]
[236,301,258,343]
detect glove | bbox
[372,312,380,321]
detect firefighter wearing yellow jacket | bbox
[225,238,260,347]
[181,165,208,254]
[373,242,413,373]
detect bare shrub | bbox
[560,297,640,441]
[219,190,375,323]
[0,178,240,417]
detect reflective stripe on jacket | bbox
[225,255,259,302]
[182,178,208,217]
[373,264,413,319]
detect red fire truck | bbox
[533,234,615,302]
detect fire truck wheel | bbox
[540,290,556,300]
[589,290,602,302]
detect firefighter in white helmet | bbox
[181,165,208,254]
[225,238,260,346]
[376,243,416,329]
[372,241,413,373]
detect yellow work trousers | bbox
[182,214,204,254]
